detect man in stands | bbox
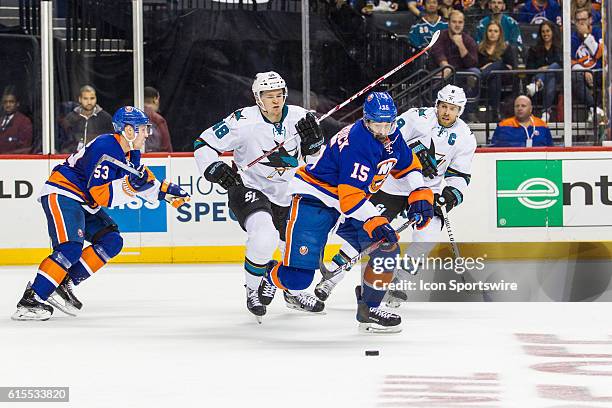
[143,86,173,152]
[60,85,114,153]
[0,88,33,154]
[491,95,553,147]
[518,0,562,25]
[409,0,448,50]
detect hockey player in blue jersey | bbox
[12,106,190,321]
[257,92,434,333]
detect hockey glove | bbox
[409,141,438,179]
[204,161,242,190]
[363,216,399,244]
[158,180,191,209]
[296,112,324,156]
[436,186,463,212]
[127,165,156,192]
[407,187,434,230]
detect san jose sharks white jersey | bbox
[194,105,310,207]
[382,107,476,195]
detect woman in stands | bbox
[477,20,517,121]
[525,20,561,122]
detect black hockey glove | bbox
[296,112,324,156]
[204,161,242,190]
[409,141,438,179]
[435,186,463,212]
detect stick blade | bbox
[427,29,441,49]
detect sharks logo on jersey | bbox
[260,143,299,178]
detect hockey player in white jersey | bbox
[193,72,325,321]
[315,85,476,303]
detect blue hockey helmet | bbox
[363,92,397,123]
[112,106,151,134]
[363,92,397,140]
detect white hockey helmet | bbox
[252,71,288,111]
[435,84,467,116]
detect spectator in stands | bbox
[571,0,601,26]
[361,0,399,14]
[465,0,488,17]
[438,0,455,19]
[0,88,33,154]
[60,85,114,153]
[407,0,424,17]
[478,20,517,121]
[525,20,561,121]
[143,86,172,153]
[430,10,479,116]
[491,95,553,146]
[571,9,604,124]
[517,0,562,25]
[409,0,448,49]
[453,0,475,12]
[431,10,479,77]
[475,0,523,46]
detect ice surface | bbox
[1,264,611,407]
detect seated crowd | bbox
[342,0,604,137]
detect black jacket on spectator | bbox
[478,45,518,68]
[60,104,114,153]
[526,45,562,69]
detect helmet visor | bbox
[365,120,397,137]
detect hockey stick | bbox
[241,30,441,172]
[322,217,420,277]
[88,154,185,207]
[438,197,466,283]
[86,154,142,189]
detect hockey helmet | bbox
[363,92,398,137]
[252,71,288,111]
[112,106,151,134]
[435,85,467,116]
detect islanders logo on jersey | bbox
[368,158,397,194]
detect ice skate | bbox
[246,285,265,324]
[258,261,278,306]
[11,283,54,321]
[356,286,401,333]
[47,275,82,317]
[283,291,325,313]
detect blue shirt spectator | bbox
[518,0,562,25]
[491,96,553,147]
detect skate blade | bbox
[255,315,262,324]
[358,322,402,334]
[11,307,52,321]
[47,295,78,317]
[284,303,326,314]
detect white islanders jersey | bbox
[382,107,476,195]
[194,105,310,207]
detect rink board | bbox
[1,149,612,264]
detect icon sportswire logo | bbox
[497,177,559,210]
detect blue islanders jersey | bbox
[289,119,425,221]
[40,133,156,209]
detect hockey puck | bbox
[365,350,379,356]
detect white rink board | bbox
[1,150,612,254]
